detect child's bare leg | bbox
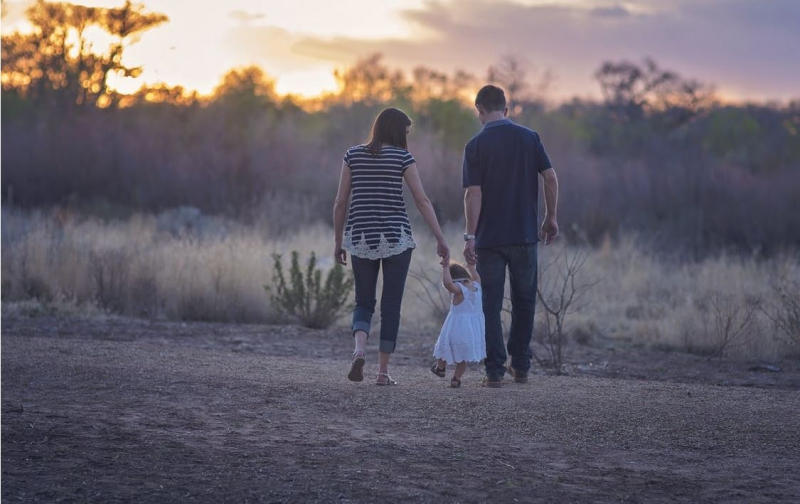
[450,361,467,388]
[437,359,447,371]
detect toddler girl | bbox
[431,260,486,387]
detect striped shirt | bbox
[342,145,418,260]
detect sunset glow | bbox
[4,0,428,97]
[3,0,799,102]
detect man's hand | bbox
[540,216,559,245]
[463,239,478,264]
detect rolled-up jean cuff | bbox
[379,339,396,353]
[352,321,370,337]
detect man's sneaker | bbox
[481,375,503,388]
[506,366,529,384]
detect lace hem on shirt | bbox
[344,229,417,260]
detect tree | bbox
[487,54,552,114]
[1,0,168,109]
[487,54,530,108]
[411,66,476,105]
[411,66,449,103]
[332,53,410,106]
[120,82,199,107]
[211,65,278,117]
[213,66,276,101]
[594,57,714,126]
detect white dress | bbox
[433,282,486,364]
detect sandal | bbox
[375,372,397,386]
[450,377,462,388]
[431,363,446,378]
[348,350,366,382]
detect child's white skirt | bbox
[433,311,486,364]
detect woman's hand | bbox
[437,239,450,266]
[335,245,348,266]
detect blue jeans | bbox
[350,248,413,353]
[478,244,538,378]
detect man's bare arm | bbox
[540,168,559,244]
[463,185,482,263]
[464,186,481,235]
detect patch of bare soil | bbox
[2,314,799,503]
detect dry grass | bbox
[2,208,798,360]
[570,235,799,360]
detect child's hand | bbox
[441,256,450,267]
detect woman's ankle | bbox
[353,330,368,350]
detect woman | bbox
[333,107,449,385]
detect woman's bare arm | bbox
[403,163,450,264]
[333,161,351,264]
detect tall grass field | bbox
[2,207,798,361]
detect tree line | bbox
[3,1,799,256]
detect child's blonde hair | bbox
[449,263,471,282]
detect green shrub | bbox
[266,251,354,329]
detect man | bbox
[462,85,559,388]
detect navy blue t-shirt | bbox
[462,119,553,248]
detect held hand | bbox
[463,239,477,265]
[335,246,348,266]
[437,240,450,266]
[540,216,559,245]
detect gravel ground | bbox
[2,315,799,503]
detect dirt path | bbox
[2,315,800,503]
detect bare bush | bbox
[703,292,761,361]
[761,280,800,348]
[407,265,450,325]
[534,246,601,374]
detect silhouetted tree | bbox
[211,65,279,122]
[411,66,449,103]
[1,0,167,109]
[120,82,199,107]
[487,54,530,109]
[488,54,553,116]
[594,57,714,127]
[332,53,410,106]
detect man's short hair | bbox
[475,85,506,112]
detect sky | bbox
[3,0,799,102]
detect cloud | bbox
[225,0,800,101]
[223,25,346,74]
[228,10,267,23]
[590,5,632,19]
